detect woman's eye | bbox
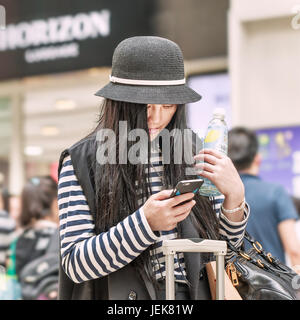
[163,105,173,109]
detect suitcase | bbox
[162,238,227,300]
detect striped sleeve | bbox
[211,195,250,261]
[58,155,159,283]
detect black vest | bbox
[57,133,211,300]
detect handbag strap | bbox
[222,232,292,275]
[243,232,280,265]
[244,231,256,244]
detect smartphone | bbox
[170,179,204,204]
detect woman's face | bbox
[147,104,177,140]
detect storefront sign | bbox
[0,0,154,80]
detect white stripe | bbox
[146,166,164,173]
[60,214,93,225]
[234,237,244,249]
[58,194,87,206]
[60,165,74,175]
[109,226,132,264]
[109,75,185,86]
[59,159,75,174]
[219,210,249,227]
[124,217,149,251]
[139,209,159,241]
[61,231,95,244]
[150,156,162,162]
[58,185,83,195]
[64,244,81,283]
[115,220,139,258]
[131,212,155,245]
[102,232,125,269]
[73,244,89,282]
[60,223,94,238]
[219,220,246,235]
[219,229,242,242]
[146,176,162,183]
[59,204,90,215]
[79,239,98,279]
[59,175,78,185]
[86,237,106,276]
[95,234,116,273]
[64,253,76,282]
[151,186,163,192]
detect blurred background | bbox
[0,0,300,299]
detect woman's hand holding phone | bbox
[142,189,196,232]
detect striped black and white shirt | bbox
[58,147,249,284]
[0,210,16,267]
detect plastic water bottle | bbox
[199,108,228,197]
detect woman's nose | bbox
[147,105,162,124]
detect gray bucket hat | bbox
[95,36,201,105]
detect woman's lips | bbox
[149,128,160,134]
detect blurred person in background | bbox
[9,176,59,300]
[4,176,60,300]
[228,127,300,269]
[0,186,16,268]
[15,176,59,277]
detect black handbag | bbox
[225,232,300,300]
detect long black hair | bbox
[91,99,220,284]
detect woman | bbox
[57,36,249,300]
[15,176,59,278]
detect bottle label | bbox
[204,129,220,143]
[204,126,228,155]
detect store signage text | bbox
[0,9,110,63]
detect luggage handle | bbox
[162,238,227,300]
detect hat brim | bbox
[94,82,201,105]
